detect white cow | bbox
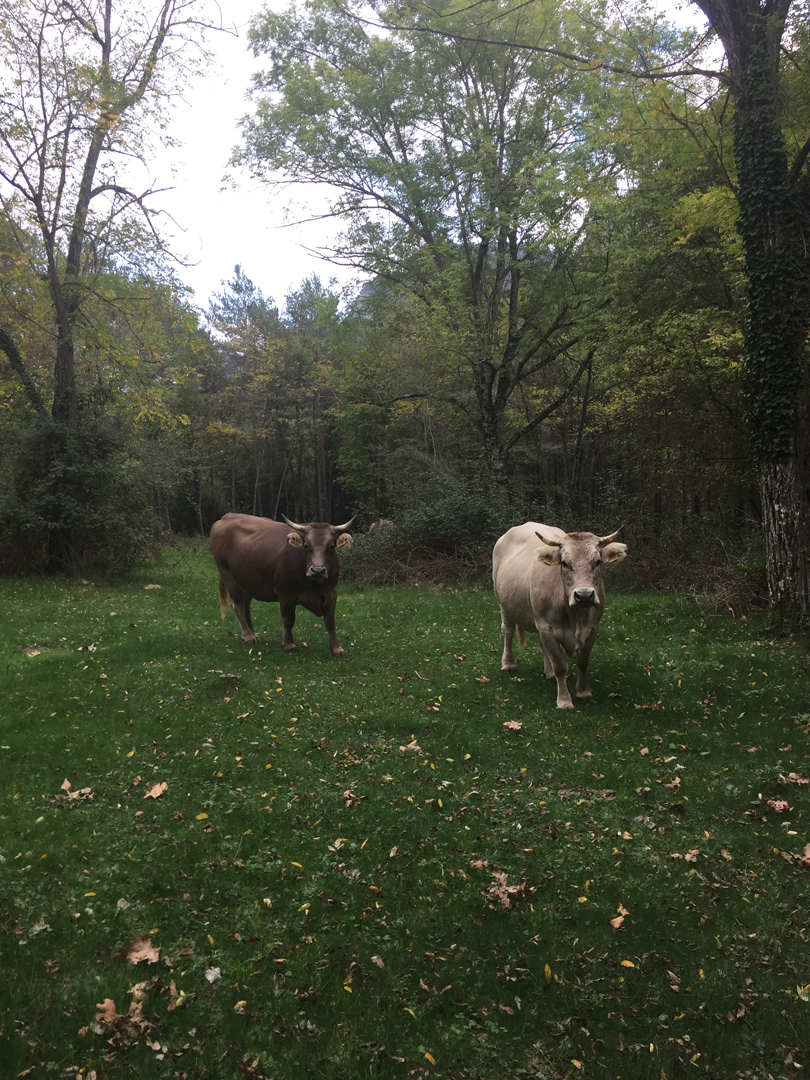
[493,523,627,709]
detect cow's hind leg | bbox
[218,573,258,644]
[500,611,517,671]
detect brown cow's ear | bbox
[336,532,353,548]
[287,531,303,547]
[603,542,627,564]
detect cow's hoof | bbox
[576,691,593,700]
[501,663,516,672]
[331,649,346,658]
[242,634,259,644]
[557,700,575,711]
[283,643,298,652]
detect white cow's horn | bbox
[333,516,356,532]
[598,528,622,545]
[282,515,307,531]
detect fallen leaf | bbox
[503,720,522,730]
[117,934,160,964]
[610,903,629,929]
[144,782,168,800]
[204,967,222,983]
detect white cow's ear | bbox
[287,531,303,547]
[336,532,353,548]
[535,543,559,565]
[603,542,627,564]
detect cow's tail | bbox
[218,578,230,620]
[517,627,526,649]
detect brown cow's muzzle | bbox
[308,565,328,578]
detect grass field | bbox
[1,543,809,1079]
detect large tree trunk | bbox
[694,0,810,612]
[760,457,810,609]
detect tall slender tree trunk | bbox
[315,388,328,521]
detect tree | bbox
[0,0,213,426]
[236,0,647,483]
[687,0,810,610]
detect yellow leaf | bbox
[263,898,272,908]
[691,1053,701,1064]
[343,985,352,993]
[572,1061,582,1069]
[127,750,135,758]
[425,1052,436,1065]
[699,969,705,979]
[577,896,587,903]
[196,813,208,820]
[291,862,302,868]
[621,960,635,968]
[544,963,552,983]
[797,983,810,1002]
[406,1007,416,1017]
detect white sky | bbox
[156,0,361,313]
[155,0,706,314]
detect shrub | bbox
[0,416,160,575]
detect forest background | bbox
[0,0,808,610]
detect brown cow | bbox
[209,513,355,656]
[492,523,627,709]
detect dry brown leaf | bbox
[118,933,160,964]
[144,782,168,800]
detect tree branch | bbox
[0,325,49,417]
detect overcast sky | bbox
[156,0,706,315]
[156,0,360,314]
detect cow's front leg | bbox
[574,631,598,700]
[323,593,345,657]
[499,611,516,671]
[538,627,573,710]
[279,598,298,652]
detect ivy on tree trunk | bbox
[694,0,810,610]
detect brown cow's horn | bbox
[333,516,356,532]
[535,531,562,546]
[282,515,307,532]
[597,528,622,545]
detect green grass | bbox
[1,544,810,1079]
